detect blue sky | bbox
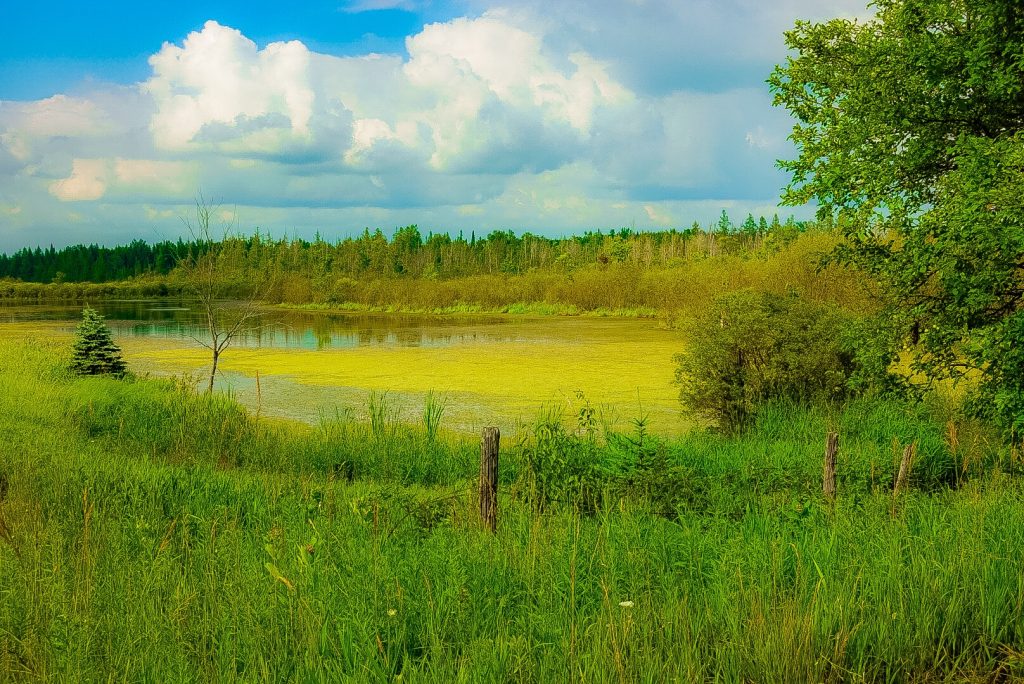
[0,2,448,100]
[0,0,871,250]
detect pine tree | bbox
[69,306,127,376]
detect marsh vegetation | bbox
[1,339,1023,681]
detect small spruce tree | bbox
[70,306,127,376]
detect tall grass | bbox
[423,390,447,443]
[1,338,1023,681]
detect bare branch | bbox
[175,191,275,393]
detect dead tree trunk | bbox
[823,432,839,499]
[479,427,500,533]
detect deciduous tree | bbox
[178,197,268,393]
[770,0,1024,436]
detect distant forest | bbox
[0,212,805,284]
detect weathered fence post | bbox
[479,427,500,533]
[893,442,917,500]
[823,432,839,499]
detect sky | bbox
[0,0,872,251]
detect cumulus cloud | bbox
[0,1,874,249]
[49,158,110,201]
[145,21,318,151]
[466,0,875,94]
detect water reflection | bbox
[0,299,514,350]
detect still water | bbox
[0,300,688,435]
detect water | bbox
[0,299,516,349]
[0,299,689,435]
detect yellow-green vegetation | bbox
[5,2,1024,678]
[264,230,872,317]
[0,311,689,434]
[0,276,184,301]
[1,228,873,320]
[2,337,1024,681]
[126,316,688,435]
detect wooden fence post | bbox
[823,432,839,499]
[479,427,500,533]
[893,442,917,500]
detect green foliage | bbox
[3,217,811,286]
[0,239,199,283]
[770,1,1024,438]
[675,291,857,431]
[521,408,605,512]
[0,277,183,300]
[1,227,876,329]
[2,338,1022,681]
[68,306,126,377]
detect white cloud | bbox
[145,21,317,151]
[461,0,875,95]
[401,14,631,168]
[644,204,673,225]
[345,118,422,166]
[49,159,110,201]
[0,133,31,162]
[7,95,113,138]
[114,159,197,194]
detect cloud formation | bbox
[0,2,873,250]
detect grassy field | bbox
[2,337,1024,682]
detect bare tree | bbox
[178,196,269,393]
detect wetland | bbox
[0,299,687,435]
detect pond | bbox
[0,300,689,435]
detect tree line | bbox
[0,212,805,284]
[0,239,203,284]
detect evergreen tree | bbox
[69,306,127,376]
[716,210,733,235]
[741,214,759,236]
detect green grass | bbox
[1,338,1023,681]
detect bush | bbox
[674,290,857,431]
[965,311,1024,441]
[520,412,605,512]
[69,306,127,377]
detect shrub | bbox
[674,290,857,431]
[69,306,127,377]
[964,311,1024,440]
[520,413,605,512]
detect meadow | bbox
[2,335,1023,682]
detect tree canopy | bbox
[770,0,1024,437]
